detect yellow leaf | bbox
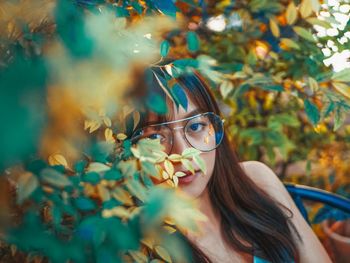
[155,246,172,263]
[128,250,148,263]
[131,147,141,158]
[103,206,130,219]
[164,217,175,225]
[116,133,127,140]
[300,0,313,18]
[133,111,140,131]
[286,2,298,25]
[280,38,300,50]
[48,154,68,167]
[10,245,16,256]
[87,162,110,172]
[164,160,174,177]
[332,82,350,99]
[269,18,280,38]
[102,209,113,218]
[97,184,110,201]
[173,176,178,187]
[311,0,320,12]
[141,236,154,249]
[168,154,182,162]
[163,225,177,234]
[308,77,319,92]
[103,116,112,127]
[129,206,141,218]
[105,128,114,142]
[166,180,175,187]
[89,120,101,133]
[83,184,95,196]
[112,188,134,206]
[162,170,170,180]
[174,171,186,177]
[123,105,134,119]
[84,120,92,130]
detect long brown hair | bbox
[127,64,302,263]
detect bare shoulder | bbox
[240,161,285,195]
[240,161,332,263]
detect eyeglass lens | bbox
[131,113,224,154]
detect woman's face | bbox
[146,94,216,199]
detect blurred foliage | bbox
[1,0,350,262]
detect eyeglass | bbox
[130,112,225,155]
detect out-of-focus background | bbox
[0,0,349,262]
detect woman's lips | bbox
[178,170,200,185]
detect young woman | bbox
[128,64,332,263]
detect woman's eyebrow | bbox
[144,109,205,126]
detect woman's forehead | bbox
[147,95,203,122]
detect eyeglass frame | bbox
[130,111,226,154]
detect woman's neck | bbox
[196,188,221,235]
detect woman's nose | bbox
[169,127,191,155]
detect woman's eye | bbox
[148,133,163,140]
[188,122,206,132]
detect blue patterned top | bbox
[253,255,294,263]
[253,255,270,263]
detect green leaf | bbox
[293,26,316,42]
[41,168,72,188]
[173,58,199,69]
[182,148,201,158]
[160,40,170,57]
[239,129,263,145]
[193,155,206,174]
[306,159,311,177]
[153,0,177,17]
[74,160,87,173]
[171,83,188,111]
[334,107,345,131]
[146,93,167,114]
[52,205,62,226]
[220,81,234,99]
[141,161,159,177]
[115,6,130,17]
[125,178,147,202]
[331,69,350,82]
[75,197,96,211]
[186,31,200,52]
[304,99,320,126]
[323,101,335,118]
[82,172,101,185]
[259,85,284,92]
[131,2,143,14]
[181,158,194,174]
[104,169,123,181]
[305,17,332,29]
